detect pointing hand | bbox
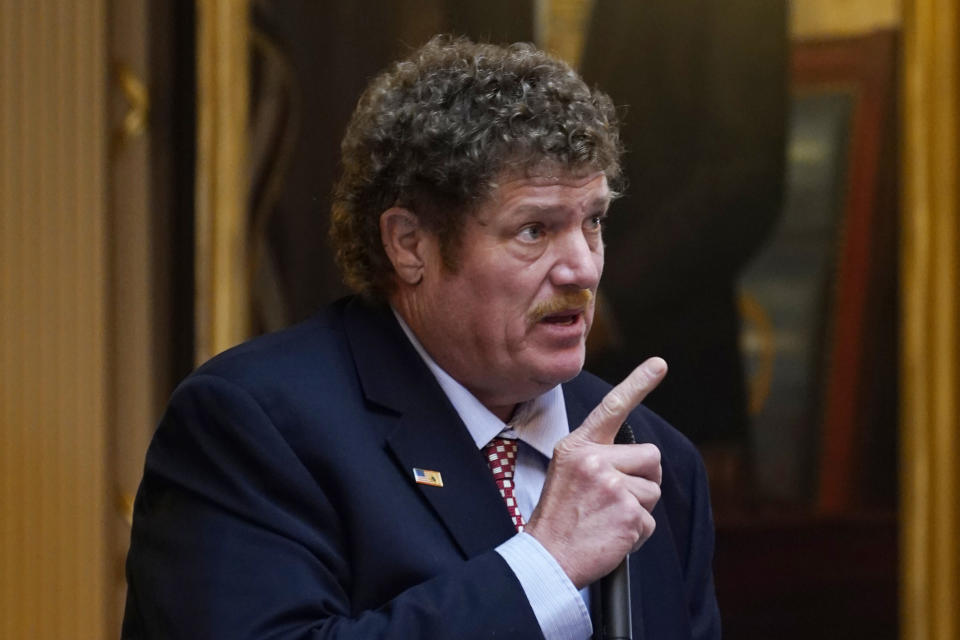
[525,357,667,588]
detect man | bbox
[123,36,720,639]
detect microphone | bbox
[598,423,635,640]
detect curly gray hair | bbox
[330,35,622,298]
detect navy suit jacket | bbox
[122,297,720,639]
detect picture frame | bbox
[739,29,899,512]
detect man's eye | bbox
[586,215,606,231]
[518,225,545,241]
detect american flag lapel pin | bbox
[413,467,443,487]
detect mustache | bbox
[528,289,594,323]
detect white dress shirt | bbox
[395,311,593,640]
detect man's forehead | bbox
[486,168,611,205]
[474,171,614,218]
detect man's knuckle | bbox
[640,486,661,512]
[644,515,657,539]
[602,471,624,496]
[577,451,603,475]
[626,506,645,530]
[633,370,653,390]
[650,482,662,502]
[601,390,627,416]
[645,444,662,465]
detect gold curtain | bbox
[901,0,960,638]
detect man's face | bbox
[403,170,610,418]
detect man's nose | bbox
[549,230,602,289]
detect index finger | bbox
[574,357,668,444]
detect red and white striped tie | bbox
[483,437,525,532]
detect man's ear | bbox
[380,207,427,285]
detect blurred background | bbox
[1,0,958,638]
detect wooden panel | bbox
[902,0,960,638]
[0,2,109,638]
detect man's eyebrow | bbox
[589,196,613,210]
[582,197,613,215]
[509,196,612,216]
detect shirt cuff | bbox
[495,532,593,640]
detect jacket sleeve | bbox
[121,373,544,640]
[683,452,722,640]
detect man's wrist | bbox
[495,532,592,640]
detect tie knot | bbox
[483,437,519,480]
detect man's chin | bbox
[529,354,586,388]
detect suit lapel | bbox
[343,298,517,558]
[386,405,518,557]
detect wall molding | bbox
[195,0,251,363]
[901,0,960,638]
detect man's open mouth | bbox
[540,311,581,326]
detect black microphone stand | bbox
[597,423,635,640]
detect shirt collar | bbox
[393,309,569,459]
